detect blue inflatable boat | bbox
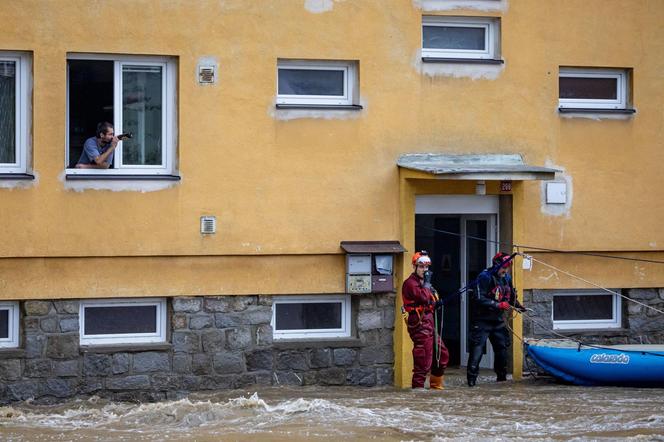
[525,339,664,387]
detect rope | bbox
[416,224,664,265]
[529,256,664,316]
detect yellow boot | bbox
[429,375,444,390]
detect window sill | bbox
[275,104,363,110]
[273,338,363,349]
[0,173,35,180]
[558,108,636,114]
[80,343,172,354]
[0,348,25,357]
[422,57,504,65]
[66,174,181,181]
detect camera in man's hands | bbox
[117,132,133,140]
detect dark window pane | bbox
[553,295,613,321]
[275,302,342,330]
[0,61,16,164]
[0,310,8,339]
[423,26,486,50]
[559,77,617,100]
[278,69,344,96]
[67,60,114,168]
[84,305,157,335]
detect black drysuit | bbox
[467,269,523,384]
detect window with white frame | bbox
[276,60,358,107]
[66,54,177,175]
[559,68,629,110]
[0,301,20,348]
[0,52,30,174]
[552,290,621,330]
[422,16,500,60]
[272,295,352,340]
[80,298,167,345]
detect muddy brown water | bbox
[1,374,664,441]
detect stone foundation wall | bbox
[523,288,664,344]
[0,293,396,404]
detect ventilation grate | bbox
[200,216,217,234]
[198,66,215,84]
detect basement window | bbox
[422,16,501,62]
[80,298,167,345]
[552,290,621,330]
[559,68,631,111]
[66,54,177,176]
[272,295,351,340]
[276,60,360,108]
[0,52,31,176]
[0,301,20,348]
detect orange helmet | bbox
[412,250,432,266]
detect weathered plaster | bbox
[0,174,38,190]
[540,161,572,218]
[559,112,635,121]
[304,0,341,14]
[413,0,508,12]
[414,51,504,80]
[270,98,367,121]
[60,172,181,193]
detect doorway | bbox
[415,196,498,368]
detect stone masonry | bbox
[0,293,396,403]
[522,288,664,373]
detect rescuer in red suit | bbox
[401,251,449,389]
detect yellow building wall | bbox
[1,0,663,387]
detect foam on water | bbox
[1,382,664,441]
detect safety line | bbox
[416,224,664,265]
[529,256,664,316]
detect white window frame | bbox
[0,52,31,174]
[276,60,357,106]
[272,295,352,340]
[79,298,167,345]
[65,54,177,176]
[422,16,498,60]
[558,68,628,110]
[552,290,621,330]
[0,301,20,348]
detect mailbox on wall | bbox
[340,241,406,294]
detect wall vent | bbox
[200,216,217,234]
[198,66,215,84]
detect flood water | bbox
[1,374,664,441]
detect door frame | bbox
[415,195,499,368]
[460,214,498,368]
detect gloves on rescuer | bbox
[423,270,433,290]
[497,301,511,310]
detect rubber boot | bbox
[429,375,444,390]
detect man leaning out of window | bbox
[75,121,119,169]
